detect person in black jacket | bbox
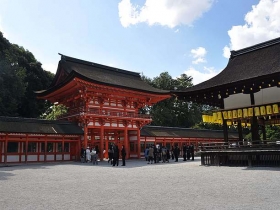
[182,144,187,161]
[112,144,119,166]
[190,144,195,161]
[121,145,126,166]
[174,145,179,162]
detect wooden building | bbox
[36,54,171,160]
[172,37,280,166]
[0,117,83,164]
[173,37,280,143]
[140,125,238,153]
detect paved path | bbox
[1,158,280,210]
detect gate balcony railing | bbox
[57,107,151,120]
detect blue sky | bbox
[1,0,280,84]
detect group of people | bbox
[80,145,100,165]
[144,144,195,164]
[81,144,127,166]
[107,143,127,166]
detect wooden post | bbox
[137,128,141,158]
[84,125,88,148]
[25,135,28,163]
[237,120,243,144]
[62,135,65,161]
[44,136,47,162]
[4,134,8,165]
[100,126,104,160]
[124,127,129,159]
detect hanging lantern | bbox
[273,104,279,114]
[213,113,217,123]
[260,106,266,115]
[222,111,228,119]
[254,107,260,116]
[248,108,253,117]
[228,111,232,119]
[243,108,248,118]
[241,123,246,127]
[218,119,223,125]
[238,109,243,118]
[202,115,208,123]
[208,116,213,123]
[266,105,272,115]
[217,112,222,120]
[232,110,238,118]
[227,121,232,126]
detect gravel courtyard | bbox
[1,158,280,210]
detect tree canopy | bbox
[0,31,54,117]
[142,72,204,128]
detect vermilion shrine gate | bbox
[36,54,170,159]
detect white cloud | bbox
[42,63,57,74]
[223,46,231,59]
[184,66,220,85]
[118,0,214,28]
[175,29,179,33]
[224,0,280,58]
[190,47,207,64]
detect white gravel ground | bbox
[1,158,280,210]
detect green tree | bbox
[0,31,54,118]
[142,72,203,127]
[41,104,68,120]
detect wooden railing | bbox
[200,140,280,167]
[57,107,151,120]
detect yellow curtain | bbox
[228,111,232,119]
[260,106,266,115]
[254,107,260,116]
[266,105,272,115]
[217,112,222,120]
[238,109,243,118]
[232,110,238,118]
[243,108,248,118]
[273,104,279,114]
[222,111,228,119]
[213,113,217,123]
[248,108,253,117]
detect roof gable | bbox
[173,37,280,106]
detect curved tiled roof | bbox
[0,116,83,135]
[141,125,238,139]
[38,55,170,95]
[173,37,280,105]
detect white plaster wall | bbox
[1,155,4,162]
[224,93,251,109]
[7,155,19,162]
[254,87,280,105]
[56,154,62,161]
[39,155,44,161]
[21,155,25,161]
[46,155,54,161]
[64,154,70,160]
[27,155,37,161]
[130,154,138,158]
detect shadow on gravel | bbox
[0,171,15,181]
[242,167,280,171]
[76,158,200,168]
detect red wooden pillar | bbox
[124,127,128,159]
[84,125,88,148]
[62,135,65,161]
[4,134,8,164]
[105,136,109,159]
[44,136,47,162]
[137,128,141,158]
[25,135,28,163]
[100,126,104,160]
